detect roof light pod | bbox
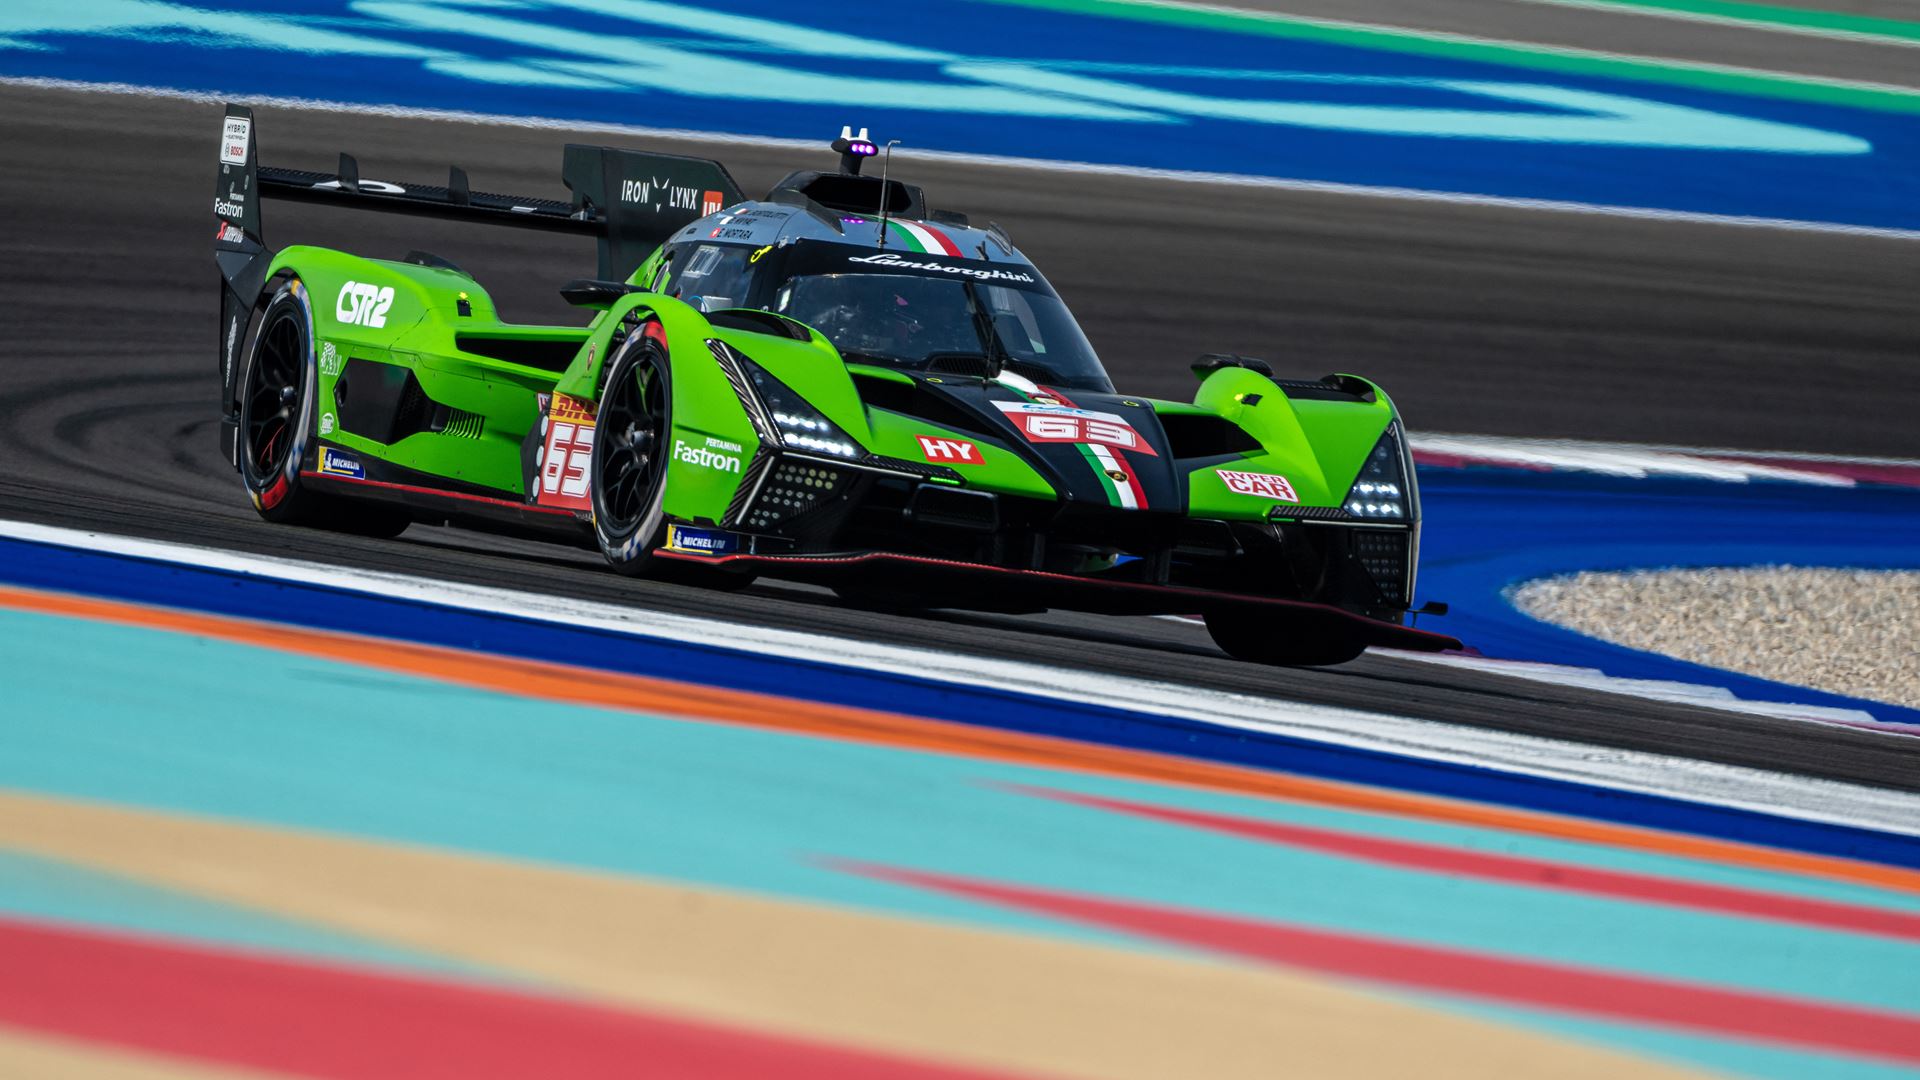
[832,125,880,175]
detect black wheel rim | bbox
[597,341,668,533]
[244,307,304,483]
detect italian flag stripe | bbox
[888,219,963,257]
[1087,443,1143,510]
[1007,383,1133,509]
[1077,442,1126,507]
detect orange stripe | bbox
[2,583,1915,896]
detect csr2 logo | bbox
[336,281,395,329]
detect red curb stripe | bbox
[1012,784,1920,943]
[0,915,1025,1080]
[840,863,1920,1068]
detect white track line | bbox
[3,518,1915,836]
[6,74,1920,243]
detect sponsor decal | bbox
[704,435,743,454]
[665,523,741,555]
[674,439,742,473]
[215,222,246,244]
[220,116,251,166]
[335,281,395,329]
[223,315,239,384]
[1219,469,1299,502]
[846,252,1035,284]
[213,198,246,219]
[916,435,982,465]
[319,413,335,436]
[319,341,341,377]
[535,393,596,511]
[619,176,712,213]
[702,190,726,215]
[318,447,363,479]
[991,401,1157,455]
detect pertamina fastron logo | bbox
[1218,469,1299,502]
[916,435,982,465]
[675,439,742,473]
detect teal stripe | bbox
[973,0,1920,115]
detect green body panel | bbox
[271,246,594,496]
[1180,368,1395,520]
[266,246,1400,526]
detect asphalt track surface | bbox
[2,85,1917,791]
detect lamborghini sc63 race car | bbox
[212,107,1457,665]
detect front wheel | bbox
[591,319,673,574]
[1203,609,1368,667]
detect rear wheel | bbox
[1203,609,1368,667]
[236,278,408,537]
[238,281,320,523]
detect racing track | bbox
[2,84,1917,790]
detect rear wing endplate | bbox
[213,103,744,406]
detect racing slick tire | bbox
[1203,608,1369,667]
[237,279,409,538]
[591,318,675,576]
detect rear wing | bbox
[213,103,744,400]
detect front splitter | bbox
[654,549,1462,653]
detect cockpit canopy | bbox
[660,237,1114,393]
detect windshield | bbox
[772,272,1113,392]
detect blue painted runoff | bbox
[1,0,1917,228]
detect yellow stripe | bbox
[0,790,1718,1080]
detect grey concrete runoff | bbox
[1515,567,1920,708]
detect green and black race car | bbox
[213,106,1456,665]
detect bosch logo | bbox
[335,281,395,329]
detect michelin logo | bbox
[318,447,364,479]
[675,439,741,473]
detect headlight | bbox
[741,360,863,459]
[1344,422,1412,520]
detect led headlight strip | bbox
[706,339,862,460]
[1343,421,1413,522]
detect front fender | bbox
[1186,367,1397,516]
[552,294,765,527]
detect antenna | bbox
[875,139,902,250]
